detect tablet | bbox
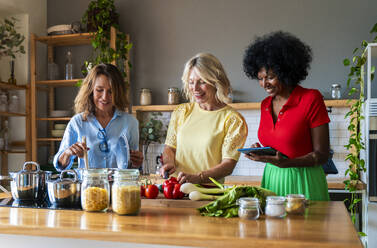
[238,147,277,156]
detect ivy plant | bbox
[80,0,132,83]
[343,22,377,236]
[0,17,25,59]
[140,112,167,174]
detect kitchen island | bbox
[0,200,362,247]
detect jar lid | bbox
[83,168,108,178]
[140,88,151,92]
[331,83,341,88]
[237,197,259,207]
[168,87,179,92]
[286,194,305,200]
[266,196,286,204]
[113,169,139,180]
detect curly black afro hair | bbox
[243,31,312,87]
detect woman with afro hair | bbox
[243,31,330,201]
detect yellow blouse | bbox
[165,103,248,177]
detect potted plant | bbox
[81,0,132,81]
[0,17,25,84]
[343,22,377,236]
[140,112,167,174]
[0,17,25,59]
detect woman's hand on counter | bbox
[130,150,143,167]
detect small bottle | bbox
[168,87,180,105]
[265,196,286,218]
[331,84,341,99]
[48,56,59,80]
[285,194,306,215]
[237,197,260,220]
[140,88,152,105]
[65,50,73,80]
[2,120,9,151]
[8,94,19,113]
[0,92,7,112]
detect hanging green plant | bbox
[0,17,25,59]
[80,0,132,85]
[343,22,377,236]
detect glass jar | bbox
[168,87,180,105]
[237,197,260,220]
[8,94,19,113]
[0,92,7,112]
[111,169,141,215]
[81,169,110,212]
[265,196,286,218]
[285,194,306,215]
[331,83,341,99]
[140,88,152,106]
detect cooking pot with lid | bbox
[9,161,41,201]
[47,169,81,208]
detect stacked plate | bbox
[51,124,67,138]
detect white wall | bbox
[0,0,46,172]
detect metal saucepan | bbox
[0,161,52,202]
[47,169,81,208]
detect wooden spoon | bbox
[82,136,89,170]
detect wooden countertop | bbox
[0,201,362,247]
[224,176,366,190]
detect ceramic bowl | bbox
[51,129,65,137]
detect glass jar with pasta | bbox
[81,169,110,212]
[112,169,141,215]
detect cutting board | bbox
[141,195,211,208]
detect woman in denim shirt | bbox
[54,64,143,170]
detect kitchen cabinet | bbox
[0,81,30,178]
[30,28,130,162]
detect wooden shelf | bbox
[0,150,27,154]
[37,117,71,121]
[0,111,26,117]
[37,138,62,142]
[35,33,94,46]
[132,99,355,114]
[0,82,27,90]
[35,79,81,87]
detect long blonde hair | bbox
[74,64,129,120]
[181,53,232,104]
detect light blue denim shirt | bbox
[53,109,139,171]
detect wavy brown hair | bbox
[74,63,129,120]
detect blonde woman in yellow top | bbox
[160,53,248,184]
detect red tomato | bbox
[145,184,159,199]
[140,185,145,197]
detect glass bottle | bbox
[285,194,306,215]
[265,196,286,218]
[140,88,152,105]
[48,56,59,80]
[168,87,180,105]
[81,169,110,212]
[0,92,7,112]
[237,197,260,220]
[1,120,9,151]
[331,83,341,99]
[65,50,73,80]
[112,169,141,215]
[8,94,19,113]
